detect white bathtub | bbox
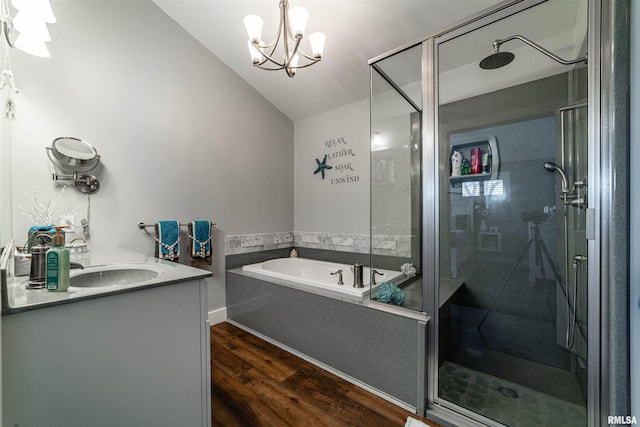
[241,257,404,297]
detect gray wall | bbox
[294,99,370,235]
[8,0,293,312]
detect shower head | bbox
[543,161,558,172]
[479,39,514,70]
[543,161,570,194]
[479,51,515,70]
[479,35,588,70]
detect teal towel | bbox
[190,220,211,258]
[26,225,56,251]
[28,225,54,234]
[157,220,180,260]
[376,282,405,306]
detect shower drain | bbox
[497,385,519,398]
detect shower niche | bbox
[447,136,499,193]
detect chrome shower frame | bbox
[370,0,628,425]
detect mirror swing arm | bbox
[51,171,100,194]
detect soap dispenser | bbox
[46,226,70,292]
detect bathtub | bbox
[241,257,404,297]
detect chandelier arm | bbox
[253,65,286,71]
[250,2,288,69]
[287,58,321,70]
[280,0,291,64]
[260,26,283,60]
[296,49,319,62]
[4,23,13,48]
[0,0,11,47]
[285,36,302,68]
[252,45,286,69]
[254,60,284,70]
[253,49,320,71]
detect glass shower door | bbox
[434,1,589,425]
[370,44,423,312]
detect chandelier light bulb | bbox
[247,40,263,64]
[308,32,326,58]
[12,0,56,23]
[15,32,50,57]
[14,12,51,42]
[288,53,299,68]
[288,6,308,38]
[243,14,263,43]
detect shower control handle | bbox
[372,269,384,285]
[330,270,344,286]
[573,254,588,266]
[563,193,588,209]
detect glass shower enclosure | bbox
[433,1,590,426]
[370,0,598,425]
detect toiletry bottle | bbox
[481,152,489,173]
[46,226,70,292]
[470,147,481,174]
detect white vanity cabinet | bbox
[2,279,211,427]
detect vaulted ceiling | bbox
[152,0,503,121]
[153,1,586,122]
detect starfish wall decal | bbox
[313,154,332,179]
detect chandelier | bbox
[243,0,325,78]
[0,0,56,92]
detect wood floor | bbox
[210,322,441,427]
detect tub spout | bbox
[351,263,364,288]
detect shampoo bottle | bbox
[46,226,70,292]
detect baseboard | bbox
[208,307,227,325]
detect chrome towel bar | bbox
[138,222,216,230]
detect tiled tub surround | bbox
[225,232,294,255]
[225,231,412,258]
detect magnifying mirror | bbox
[46,137,100,172]
[46,137,101,194]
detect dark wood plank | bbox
[211,322,441,427]
[215,329,298,382]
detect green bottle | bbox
[46,226,70,292]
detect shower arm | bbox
[493,35,587,65]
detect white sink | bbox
[69,263,169,288]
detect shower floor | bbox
[449,343,584,405]
[439,361,586,427]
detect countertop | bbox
[2,247,212,315]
